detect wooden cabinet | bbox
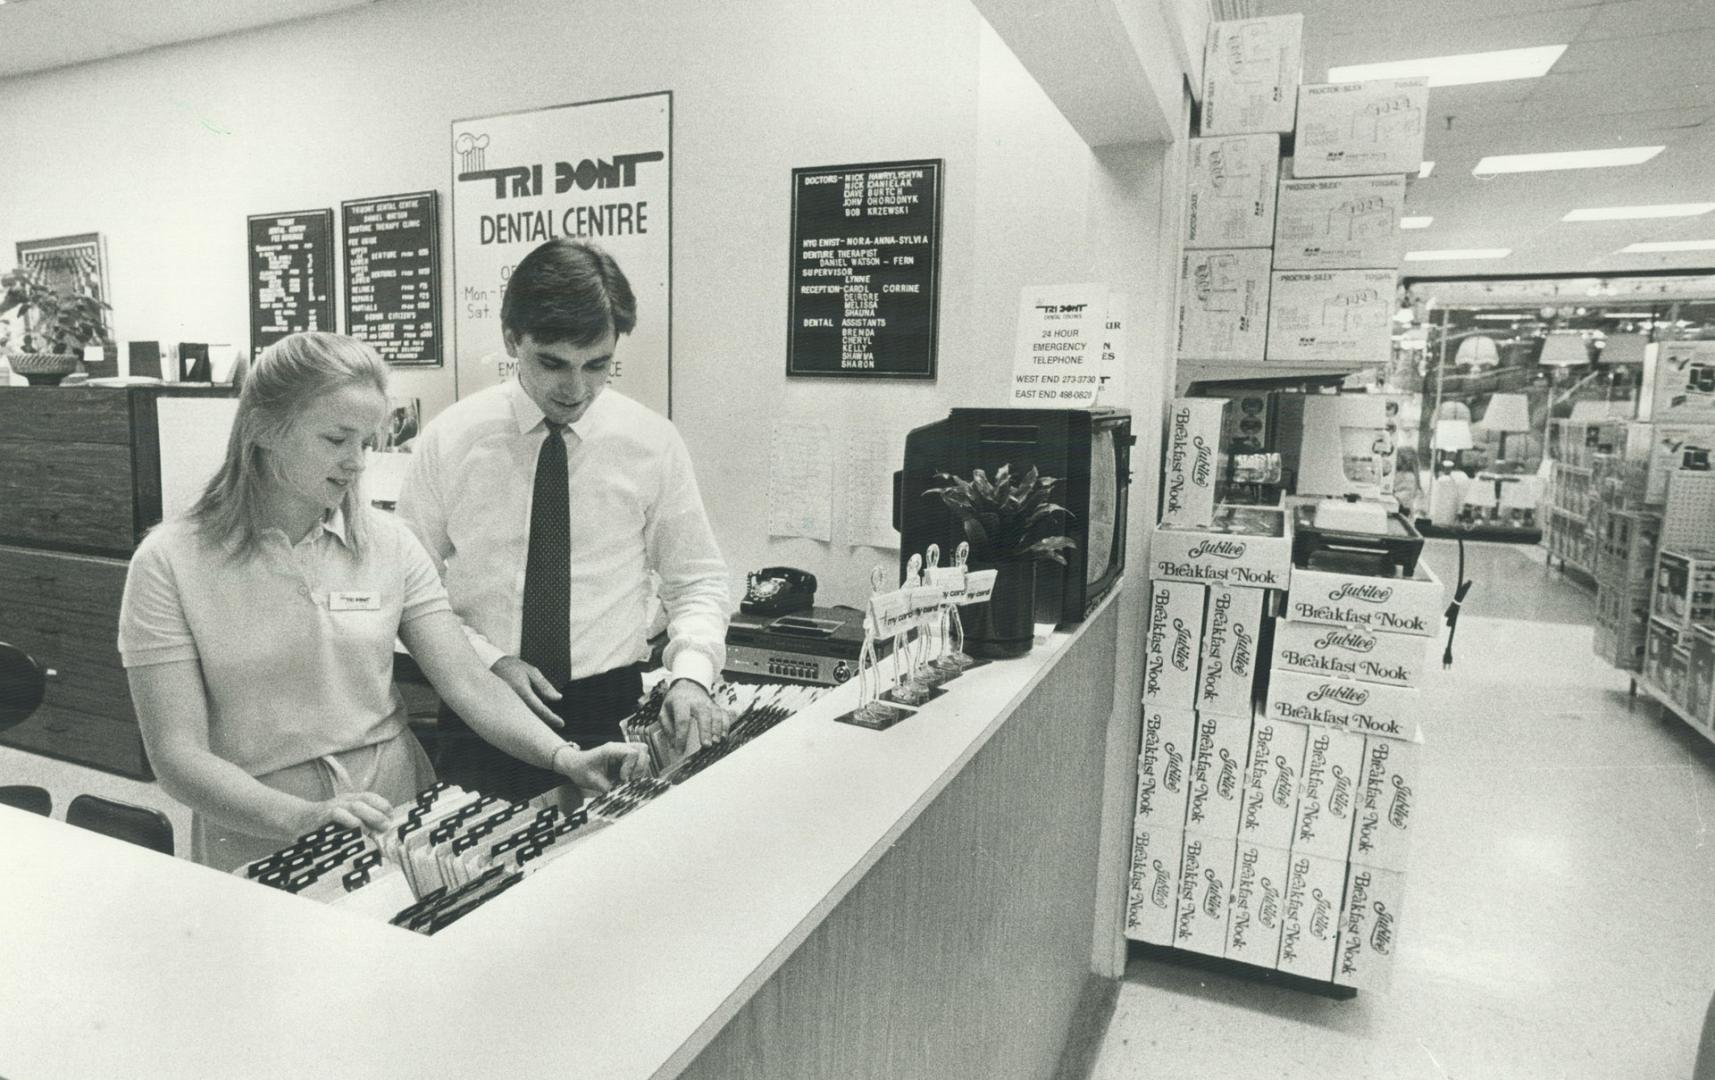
[0,386,176,780]
[0,545,149,779]
[0,387,161,558]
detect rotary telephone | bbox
[741,566,817,615]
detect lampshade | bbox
[1434,419,1475,451]
[1601,333,1647,366]
[1435,401,1472,422]
[1478,393,1532,433]
[1538,334,1590,366]
[1453,335,1500,368]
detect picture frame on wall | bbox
[17,232,113,337]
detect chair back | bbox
[66,794,175,855]
[0,785,51,816]
[0,642,47,732]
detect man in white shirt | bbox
[399,239,730,801]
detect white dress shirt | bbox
[398,380,729,690]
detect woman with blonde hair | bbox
[119,331,644,871]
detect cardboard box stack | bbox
[1132,390,1286,961]
[1132,14,1433,993]
[1177,14,1426,375]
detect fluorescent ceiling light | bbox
[1473,146,1664,175]
[1564,202,1715,222]
[1400,216,1434,229]
[1595,312,1658,318]
[1418,161,1435,178]
[1617,239,1715,253]
[1405,248,1511,261]
[1473,313,1527,321]
[1328,44,1566,87]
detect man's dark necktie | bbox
[520,421,571,688]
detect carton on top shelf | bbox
[1185,135,1281,249]
[1199,14,1303,136]
[1176,248,1272,364]
[1265,269,1397,367]
[1272,173,1406,271]
[1292,78,1428,179]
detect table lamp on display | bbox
[1477,392,1533,471]
[1433,416,1474,471]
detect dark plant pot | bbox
[964,559,1037,659]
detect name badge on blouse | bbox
[328,591,381,612]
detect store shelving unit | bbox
[1542,460,1597,581]
[1632,675,1714,749]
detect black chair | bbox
[0,641,48,734]
[66,794,175,856]
[0,785,51,816]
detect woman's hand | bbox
[283,791,393,837]
[551,742,651,794]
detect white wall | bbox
[0,0,1175,611]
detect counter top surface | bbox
[0,599,1113,1080]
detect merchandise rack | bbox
[1632,675,1715,749]
[1129,941,1357,1000]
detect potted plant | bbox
[0,266,112,386]
[923,464,1076,658]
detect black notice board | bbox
[248,209,337,356]
[341,191,443,366]
[787,159,942,380]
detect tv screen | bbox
[1087,426,1117,586]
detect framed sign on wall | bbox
[341,190,443,366]
[787,159,943,380]
[247,209,337,357]
[451,91,672,414]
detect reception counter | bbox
[0,591,1121,1080]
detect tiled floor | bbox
[1091,540,1715,1080]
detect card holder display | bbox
[237,680,829,934]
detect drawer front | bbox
[0,387,137,445]
[0,440,144,555]
[0,546,149,779]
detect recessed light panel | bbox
[1564,203,1715,222]
[1400,217,1433,229]
[1418,161,1435,178]
[1328,44,1566,87]
[1404,249,1511,261]
[1617,239,1715,252]
[1473,147,1664,175]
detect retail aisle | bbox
[1089,540,1715,1080]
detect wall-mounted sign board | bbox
[341,191,443,366]
[248,208,337,357]
[787,159,942,380]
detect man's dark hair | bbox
[501,239,636,347]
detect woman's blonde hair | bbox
[188,332,388,558]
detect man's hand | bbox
[662,679,730,756]
[491,656,564,727]
[551,742,651,794]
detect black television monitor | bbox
[896,407,1132,626]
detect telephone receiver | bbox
[742,566,817,615]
